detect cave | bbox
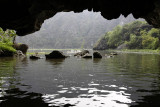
[0,0,160,36]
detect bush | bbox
[127,34,142,49]
[0,42,16,53]
[0,28,17,54]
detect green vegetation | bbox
[0,28,17,53]
[94,21,160,50]
[27,49,81,55]
[106,49,160,54]
[0,44,16,53]
[28,49,80,51]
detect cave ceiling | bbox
[0,0,159,36]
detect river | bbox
[0,50,160,107]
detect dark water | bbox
[0,52,160,107]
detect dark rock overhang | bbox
[0,0,159,36]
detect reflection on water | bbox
[42,85,133,107]
[45,59,65,67]
[0,52,160,107]
[0,57,17,101]
[0,88,48,107]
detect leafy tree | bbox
[94,20,160,50]
[0,28,17,44]
[0,28,17,53]
[127,34,142,49]
[148,28,160,39]
[142,31,159,49]
[107,25,123,48]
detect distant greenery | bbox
[106,49,160,54]
[94,21,160,50]
[0,28,17,53]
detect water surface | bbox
[0,52,160,107]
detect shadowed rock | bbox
[0,50,14,57]
[45,50,67,59]
[14,50,25,57]
[30,55,40,59]
[13,43,28,55]
[93,51,102,58]
[30,52,41,59]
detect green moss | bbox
[0,42,16,53]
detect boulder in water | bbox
[45,50,67,59]
[30,55,40,59]
[74,50,89,57]
[13,43,28,55]
[14,50,25,57]
[93,51,102,58]
[82,54,92,58]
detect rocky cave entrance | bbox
[0,0,159,36]
[15,10,144,50]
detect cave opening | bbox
[1,1,160,107]
[15,10,144,50]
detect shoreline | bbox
[27,49,160,55]
[105,49,160,54]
